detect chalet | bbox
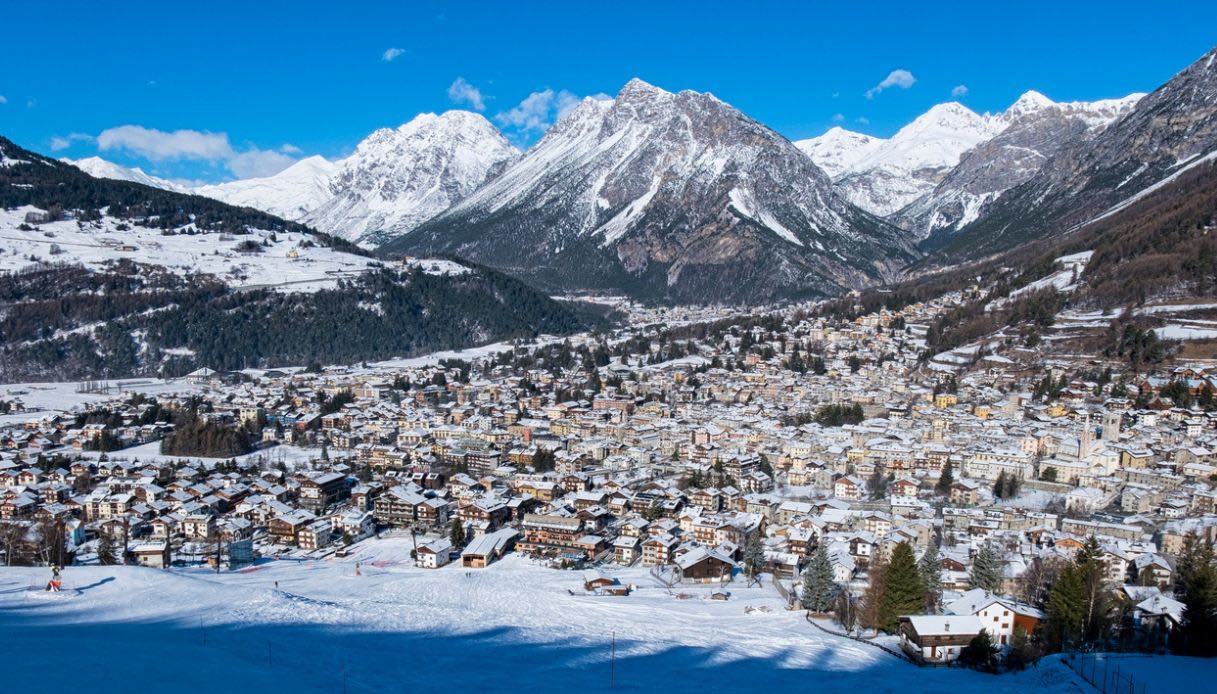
[461,527,518,569]
[674,546,736,583]
[944,589,1043,646]
[898,615,984,663]
[131,541,171,569]
[416,539,453,568]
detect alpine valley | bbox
[6,44,1217,376]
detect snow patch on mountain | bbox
[194,155,337,221]
[64,156,187,193]
[305,111,519,247]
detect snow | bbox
[795,127,886,180]
[1154,323,1217,341]
[303,111,519,247]
[0,541,1132,693]
[195,155,338,221]
[64,156,187,192]
[1076,148,1217,231]
[0,206,378,293]
[728,188,804,246]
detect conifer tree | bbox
[918,542,943,613]
[801,544,837,612]
[935,460,954,496]
[958,629,999,672]
[97,533,117,566]
[877,542,924,632]
[1177,559,1217,656]
[970,543,1003,593]
[743,533,766,581]
[449,517,466,549]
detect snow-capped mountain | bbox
[64,156,187,193]
[798,103,1004,217]
[894,90,1142,238]
[934,46,1217,259]
[305,111,519,247]
[388,79,914,304]
[194,155,337,222]
[793,127,884,179]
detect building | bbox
[898,615,984,663]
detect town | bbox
[2,288,1216,676]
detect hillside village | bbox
[3,289,1217,667]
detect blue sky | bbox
[2,0,1215,183]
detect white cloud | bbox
[49,132,94,151]
[280,143,302,155]
[865,69,916,99]
[96,124,297,178]
[227,149,298,178]
[382,47,405,62]
[951,84,969,98]
[98,125,233,161]
[495,88,581,133]
[0,95,7,105]
[447,77,486,111]
[857,116,871,125]
[832,113,845,123]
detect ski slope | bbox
[0,536,1136,693]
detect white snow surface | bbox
[799,91,1143,217]
[0,542,1145,693]
[0,206,377,292]
[304,111,519,247]
[64,156,188,192]
[194,155,338,221]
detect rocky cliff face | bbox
[387,79,914,304]
[933,47,1217,258]
[305,111,519,247]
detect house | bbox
[613,536,640,565]
[461,528,518,569]
[416,538,453,568]
[943,589,1043,646]
[674,546,736,583]
[898,615,984,663]
[130,541,171,569]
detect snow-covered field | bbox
[0,536,1149,693]
[0,206,378,292]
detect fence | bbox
[803,613,913,663]
[1063,653,1148,694]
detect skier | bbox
[45,565,62,592]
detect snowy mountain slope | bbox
[64,156,187,192]
[798,92,1142,224]
[305,111,519,247]
[822,103,1004,216]
[933,45,1217,259]
[194,155,337,221]
[389,79,915,304]
[793,127,885,179]
[894,91,1142,239]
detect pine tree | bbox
[993,471,1008,499]
[1043,563,1086,650]
[1005,626,1040,670]
[1177,560,1217,656]
[958,629,999,672]
[935,460,954,496]
[877,542,924,632]
[449,518,466,549]
[97,533,117,565]
[801,544,837,612]
[970,543,1003,593]
[918,542,943,613]
[743,533,766,581]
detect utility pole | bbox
[610,630,616,688]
